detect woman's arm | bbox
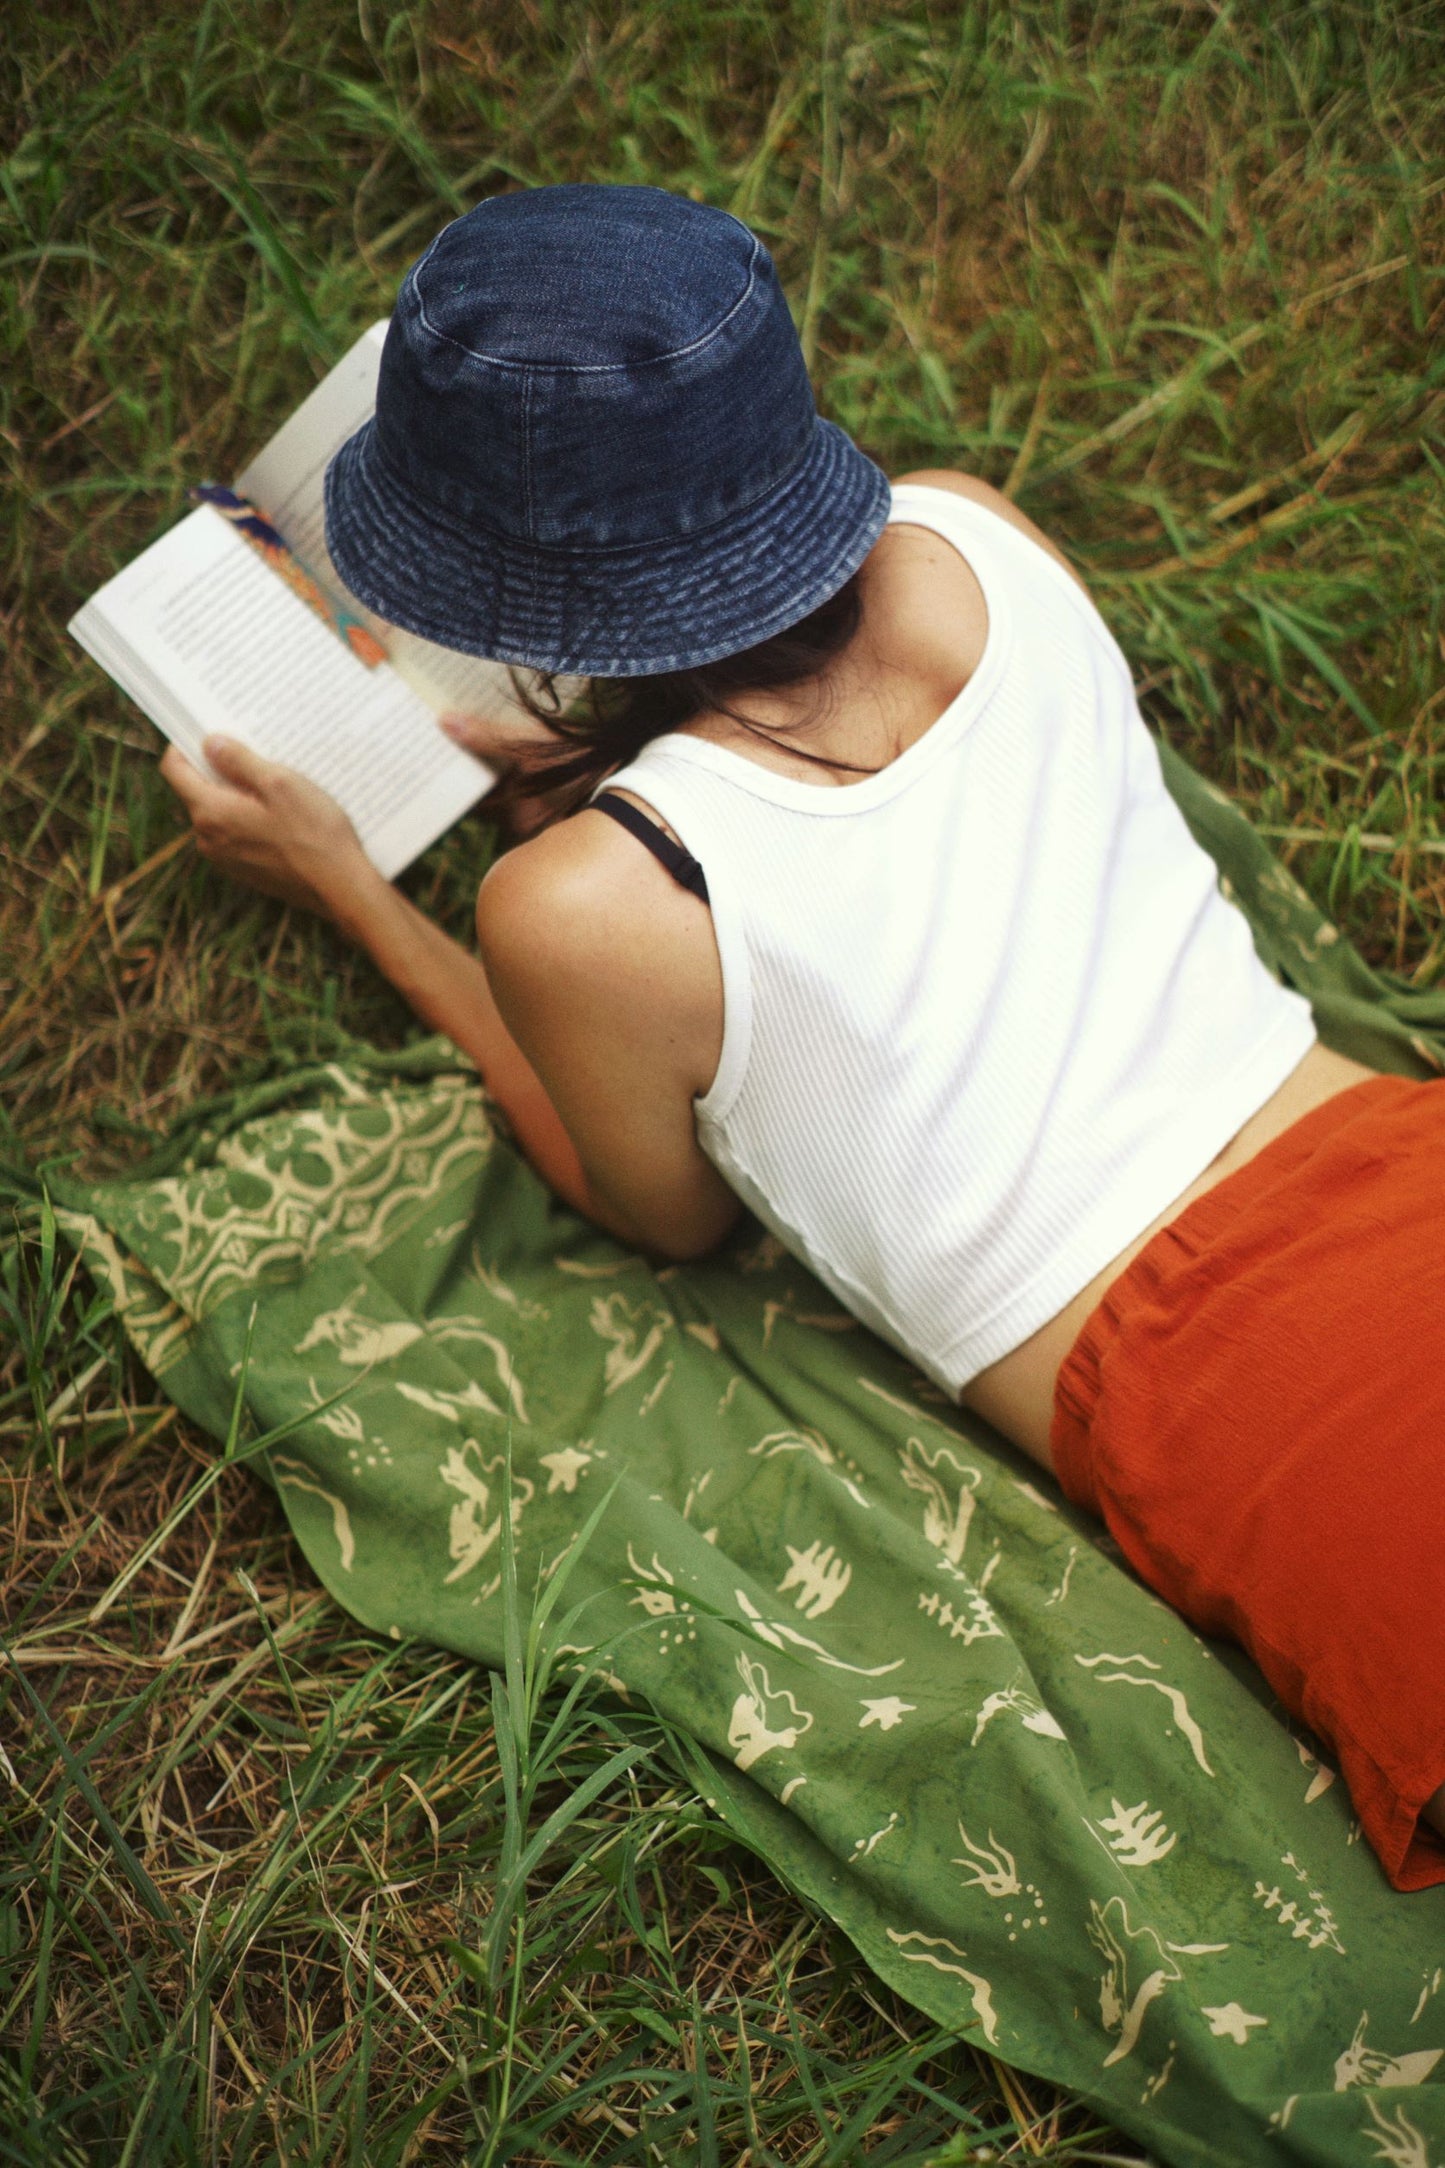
[323,861,607,1223]
[473,808,742,1259]
[159,738,646,1244]
[160,736,740,1257]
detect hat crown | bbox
[323,184,891,678]
[409,184,759,370]
[372,184,817,550]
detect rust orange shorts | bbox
[1051,1073,1445,1892]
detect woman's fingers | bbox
[440,711,511,761]
[159,743,207,807]
[440,708,559,761]
[202,735,276,792]
[159,747,251,854]
[161,739,271,821]
[160,741,262,846]
[155,732,367,915]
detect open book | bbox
[69,324,513,880]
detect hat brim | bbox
[323,416,891,679]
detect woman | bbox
[160,184,1445,1889]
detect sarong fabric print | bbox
[47,748,1445,2168]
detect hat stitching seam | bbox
[410,234,763,377]
[522,365,540,625]
[336,514,888,678]
[328,437,886,671]
[361,409,841,563]
[520,365,536,546]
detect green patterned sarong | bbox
[44,746,1445,2168]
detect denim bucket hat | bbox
[323,184,891,677]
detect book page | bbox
[237,324,526,727]
[70,506,489,881]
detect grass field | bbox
[3,1,1443,2160]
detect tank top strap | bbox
[591,789,711,903]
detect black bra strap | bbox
[592,790,710,904]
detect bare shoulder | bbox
[477,805,722,1096]
[894,468,1090,595]
[476,806,631,967]
[480,805,705,963]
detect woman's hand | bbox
[160,737,373,917]
[438,709,534,766]
[440,708,566,837]
[161,726,646,1248]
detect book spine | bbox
[189,484,387,668]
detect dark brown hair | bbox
[496,573,870,826]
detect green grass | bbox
[2,0,1443,2158]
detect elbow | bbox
[578,1187,741,1266]
[647,1225,733,1266]
[641,1195,744,1265]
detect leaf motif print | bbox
[952,1823,1023,1899]
[1088,1800,1180,1869]
[733,1590,903,1677]
[899,1437,980,1566]
[427,1323,529,1423]
[857,1377,968,1441]
[305,1385,365,1443]
[761,1295,857,1343]
[295,1297,422,1366]
[271,1454,356,1570]
[1087,1898,1185,2069]
[1293,1737,1337,1805]
[1361,2097,1435,2168]
[1201,2005,1269,2045]
[626,1544,680,1617]
[777,1540,852,1619]
[539,1444,593,1494]
[397,1378,507,1425]
[1045,1544,1079,1607]
[1410,1969,1444,2025]
[1333,2013,1444,2091]
[467,1249,551,1322]
[851,1810,901,1859]
[554,1252,649,1277]
[883,1931,1000,2045]
[748,1428,870,1508]
[858,1697,915,1731]
[588,1293,672,1394]
[916,1580,1003,1645]
[1253,1851,1347,1956]
[971,1678,1067,1747]
[437,1441,533,1585]
[727,1654,813,1772]
[130,1081,488,1324]
[1074,1654,1214,1776]
[638,1361,673,1415]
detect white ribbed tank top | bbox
[602,483,1316,1393]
